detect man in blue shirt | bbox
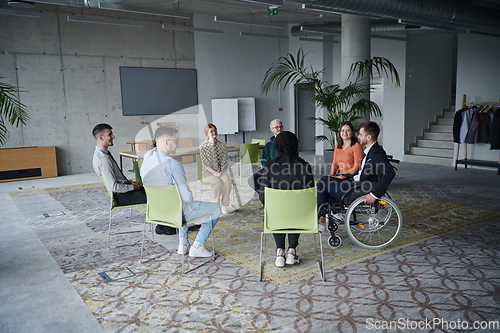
[140,126,220,257]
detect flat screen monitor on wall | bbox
[120,67,198,116]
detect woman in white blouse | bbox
[199,123,232,214]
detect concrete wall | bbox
[455,33,500,163]
[0,4,196,175]
[193,14,288,145]
[404,33,454,150]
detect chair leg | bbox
[107,209,112,248]
[259,232,265,282]
[317,232,326,281]
[140,220,147,263]
[238,163,243,185]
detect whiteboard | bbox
[212,98,239,135]
[211,97,256,134]
[238,97,256,132]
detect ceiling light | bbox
[99,3,191,19]
[371,35,407,41]
[0,7,41,17]
[26,0,69,6]
[214,16,283,29]
[397,19,454,31]
[299,37,339,44]
[7,0,35,9]
[162,24,223,34]
[240,32,288,39]
[300,26,340,35]
[301,4,342,15]
[238,0,283,6]
[66,15,144,27]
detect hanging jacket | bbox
[459,109,473,143]
[467,112,480,144]
[490,107,500,150]
[477,112,492,144]
[453,108,467,143]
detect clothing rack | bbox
[455,94,500,175]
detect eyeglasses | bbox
[271,125,283,130]
[166,139,179,145]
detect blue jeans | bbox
[179,202,220,244]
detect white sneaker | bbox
[333,212,344,223]
[177,239,190,255]
[221,206,228,214]
[275,255,285,267]
[286,252,300,265]
[318,221,326,232]
[188,243,214,257]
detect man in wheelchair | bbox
[317,121,396,231]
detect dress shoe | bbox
[155,225,176,235]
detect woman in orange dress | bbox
[317,121,363,230]
[329,121,364,178]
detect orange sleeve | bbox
[329,147,339,176]
[345,142,364,175]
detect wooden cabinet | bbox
[0,146,58,182]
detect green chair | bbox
[141,185,216,270]
[195,154,212,201]
[230,143,260,184]
[259,187,325,282]
[133,160,143,186]
[100,175,147,248]
[252,138,266,159]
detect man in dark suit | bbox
[317,121,395,227]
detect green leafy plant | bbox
[0,78,29,145]
[261,48,400,149]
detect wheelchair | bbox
[318,157,403,250]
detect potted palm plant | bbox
[261,48,400,154]
[0,78,29,145]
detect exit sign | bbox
[269,7,278,15]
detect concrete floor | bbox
[1,155,499,332]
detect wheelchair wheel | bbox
[345,195,402,249]
[327,218,339,232]
[328,235,342,249]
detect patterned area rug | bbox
[11,182,500,282]
[8,181,500,332]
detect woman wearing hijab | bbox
[258,131,315,268]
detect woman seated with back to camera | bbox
[317,121,364,230]
[257,131,315,268]
[199,123,232,214]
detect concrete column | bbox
[341,14,371,120]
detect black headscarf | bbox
[274,131,299,156]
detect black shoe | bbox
[155,225,176,235]
[188,224,201,231]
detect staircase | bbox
[404,105,455,166]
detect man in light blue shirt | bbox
[140,126,220,257]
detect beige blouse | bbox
[199,140,228,172]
